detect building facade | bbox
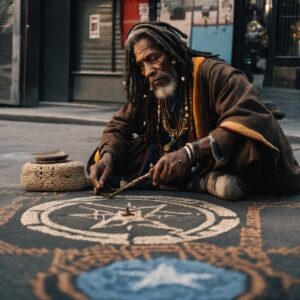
[0,0,299,107]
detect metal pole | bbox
[11,0,22,105]
[111,0,116,72]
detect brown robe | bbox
[88,58,300,195]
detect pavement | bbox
[0,82,299,161]
[0,85,300,300]
[0,101,121,126]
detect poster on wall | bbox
[139,3,150,22]
[122,0,149,47]
[89,15,100,39]
[159,0,193,45]
[193,0,218,25]
[218,0,234,24]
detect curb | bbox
[0,114,108,126]
[40,101,123,109]
[0,113,300,142]
[287,136,300,143]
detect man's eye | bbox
[149,56,159,63]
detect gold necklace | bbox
[157,95,190,152]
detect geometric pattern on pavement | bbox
[1,186,300,300]
[20,195,240,245]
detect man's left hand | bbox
[149,148,190,185]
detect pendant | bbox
[163,137,176,153]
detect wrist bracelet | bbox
[186,143,194,163]
[183,145,192,164]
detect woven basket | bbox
[21,161,86,192]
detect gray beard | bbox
[154,79,177,100]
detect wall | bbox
[24,0,41,106]
[159,0,235,64]
[41,0,71,102]
[192,25,233,63]
[73,74,126,102]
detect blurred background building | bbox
[0,0,299,106]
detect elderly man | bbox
[88,21,300,200]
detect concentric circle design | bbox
[21,195,239,244]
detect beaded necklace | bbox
[157,92,191,153]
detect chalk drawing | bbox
[21,195,240,245]
[76,258,246,300]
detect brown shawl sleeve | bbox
[194,58,300,194]
[98,102,138,164]
[194,58,279,155]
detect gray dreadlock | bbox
[124,21,217,139]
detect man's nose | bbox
[144,62,155,78]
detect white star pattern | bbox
[21,195,240,244]
[69,202,192,233]
[118,263,214,291]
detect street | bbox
[1,119,300,184]
[0,120,104,184]
[0,119,300,300]
[1,0,299,298]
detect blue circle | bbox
[76,258,246,300]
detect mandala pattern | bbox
[0,188,300,300]
[20,195,240,244]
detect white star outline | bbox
[117,263,214,291]
[69,202,193,234]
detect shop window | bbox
[74,0,124,73]
[276,0,300,58]
[0,0,13,100]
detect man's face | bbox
[133,37,177,99]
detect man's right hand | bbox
[89,152,114,195]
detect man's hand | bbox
[149,148,190,186]
[89,152,114,195]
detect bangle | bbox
[183,145,192,164]
[186,143,194,162]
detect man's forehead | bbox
[133,38,161,60]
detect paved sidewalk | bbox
[0,86,300,300]
[0,80,299,140]
[0,101,122,126]
[0,100,299,140]
[1,99,299,163]
[1,185,300,300]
